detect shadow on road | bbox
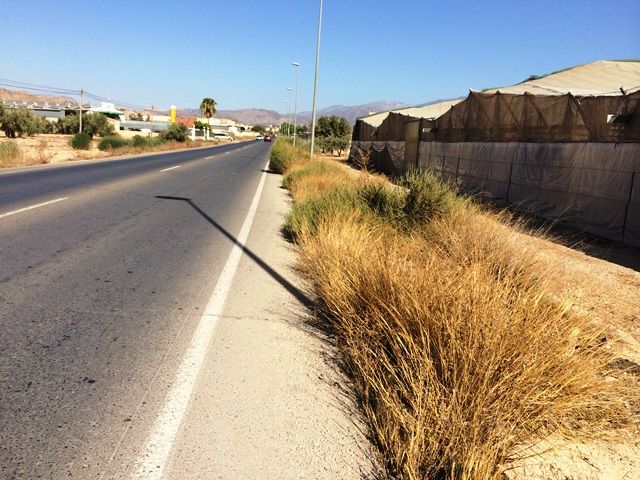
[155,195,312,306]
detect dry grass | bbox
[0,140,47,167]
[0,134,218,168]
[97,138,210,158]
[280,153,640,479]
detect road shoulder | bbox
[164,167,379,478]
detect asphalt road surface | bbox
[0,141,275,478]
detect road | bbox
[0,142,376,479]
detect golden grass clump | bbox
[283,154,639,479]
[0,141,26,167]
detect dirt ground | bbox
[2,134,107,165]
[504,229,640,479]
[0,133,255,168]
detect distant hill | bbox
[0,87,411,126]
[0,88,76,105]
[298,101,410,125]
[176,108,283,126]
[180,101,410,126]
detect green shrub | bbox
[358,181,406,227]
[131,135,149,148]
[84,113,114,137]
[161,124,189,142]
[70,132,92,150]
[150,136,165,147]
[283,186,364,241]
[399,170,460,227]
[269,138,295,173]
[98,135,129,151]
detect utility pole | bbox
[79,87,83,133]
[150,105,154,137]
[310,0,323,158]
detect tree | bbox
[314,115,351,156]
[193,120,209,131]
[251,125,266,134]
[59,113,113,137]
[1,108,41,138]
[199,98,217,132]
[83,113,114,138]
[315,115,351,138]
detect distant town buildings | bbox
[0,95,255,135]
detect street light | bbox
[292,61,300,147]
[287,87,293,137]
[310,0,323,158]
[284,99,289,136]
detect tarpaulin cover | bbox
[374,112,418,141]
[483,60,640,97]
[419,142,640,246]
[350,140,405,175]
[354,99,462,132]
[352,119,377,141]
[428,90,640,143]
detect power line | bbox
[0,77,162,111]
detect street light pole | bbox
[284,99,289,136]
[292,62,300,147]
[310,0,323,158]
[287,87,292,137]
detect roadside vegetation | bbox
[0,141,25,167]
[0,104,213,167]
[271,137,640,479]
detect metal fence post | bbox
[622,171,636,244]
[455,156,461,183]
[505,159,515,203]
[415,119,423,170]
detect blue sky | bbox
[1,0,638,113]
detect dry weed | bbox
[35,139,52,164]
[0,141,23,167]
[282,155,639,479]
[299,214,638,479]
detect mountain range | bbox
[0,88,76,105]
[179,100,410,126]
[0,88,410,126]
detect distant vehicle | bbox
[263,135,272,142]
[256,135,264,140]
[212,133,234,141]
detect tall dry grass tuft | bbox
[0,141,25,167]
[299,214,637,479]
[281,156,639,479]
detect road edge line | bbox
[133,159,270,479]
[0,197,69,219]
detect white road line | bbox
[133,160,270,479]
[0,197,69,219]
[160,165,181,172]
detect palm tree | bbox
[199,98,217,136]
